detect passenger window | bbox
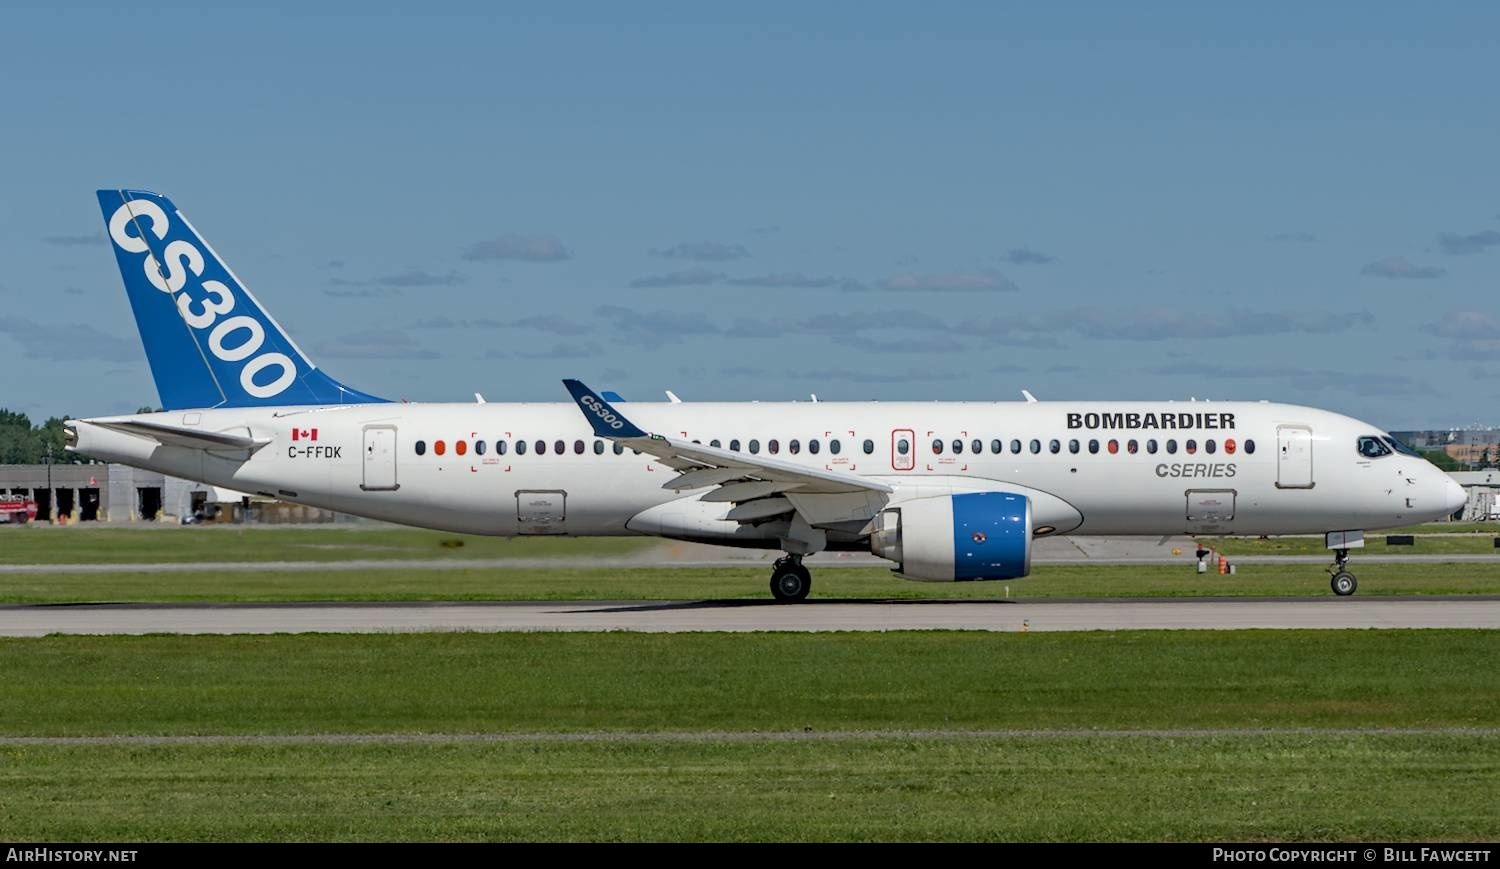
[789,439,801,455]
[768,439,780,455]
[574,440,585,455]
[730,439,741,452]
[435,440,446,456]
[1069,439,1080,454]
[863,439,874,455]
[1185,439,1197,455]
[952,439,964,455]
[971,439,981,455]
[749,439,761,454]
[991,439,1002,454]
[1205,439,1217,455]
[1224,438,1236,455]
[613,442,624,455]
[1049,439,1060,454]
[1357,436,1392,458]
[1029,439,1041,454]
[1245,439,1255,455]
[476,440,487,456]
[515,440,527,455]
[1127,439,1138,455]
[830,439,841,455]
[1011,439,1022,454]
[1166,439,1177,455]
[1107,439,1118,455]
[709,439,721,448]
[932,439,944,455]
[415,440,426,456]
[1088,439,1099,455]
[809,439,820,455]
[496,440,507,456]
[897,438,911,455]
[1146,439,1158,454]
[593,440,604,455]
[535,440,547,455]
[456,440,468,456]
[555,440,566,455]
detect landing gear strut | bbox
[1329,548,1357,597]
[770,555,812,603]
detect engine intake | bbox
[870,492,1033,582]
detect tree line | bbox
[0,407,155,464]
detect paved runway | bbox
[2,597,1496,635]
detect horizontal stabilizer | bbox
[87,418,270,451]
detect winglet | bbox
[563,379,648,438]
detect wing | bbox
[562,377,894,548]
[562,379,890,499]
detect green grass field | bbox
[1215,534,1500,556]
[4,631,1495,734]
[3,561,1499,603]
[7,734,1494,841]
[0,631,1495,841]
[2,522,1496,565]
[0,524,659,564]
[2,526,1496,840]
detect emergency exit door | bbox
[1276,425,1314,489]
[362,426,399,491]
[891,429,915,471]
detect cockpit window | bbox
[1381,435,1422,458]
[1357,435,1392,459]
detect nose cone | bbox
[1443,476,1468,515]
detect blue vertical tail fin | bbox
[97,188,387,410]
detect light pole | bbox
[44,442,53,523]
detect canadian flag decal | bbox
[292,428,319,441]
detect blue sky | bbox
[1,2,1497,429]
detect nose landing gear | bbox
[1329,548,1357,596]
[770,555,811,602]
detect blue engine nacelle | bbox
[869,492,1033,581]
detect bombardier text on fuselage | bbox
[66,189,1468,601]
[1068,412,1236,430]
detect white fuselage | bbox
[71,399,1464,548]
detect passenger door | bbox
[1276,425,1314,489]
[362,426,399,491]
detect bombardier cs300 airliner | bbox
[67,189,1467,600]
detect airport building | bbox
[1451,470,1500,522]
[0,463,337,524]
[1392,427,1500,468]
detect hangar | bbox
[0,462,200,523]
[0,461,304,524]
[0,463,346,525]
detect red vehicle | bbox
[0,498,38,524]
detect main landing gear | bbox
[770,555,812,603]
[1329,548,1357,597]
